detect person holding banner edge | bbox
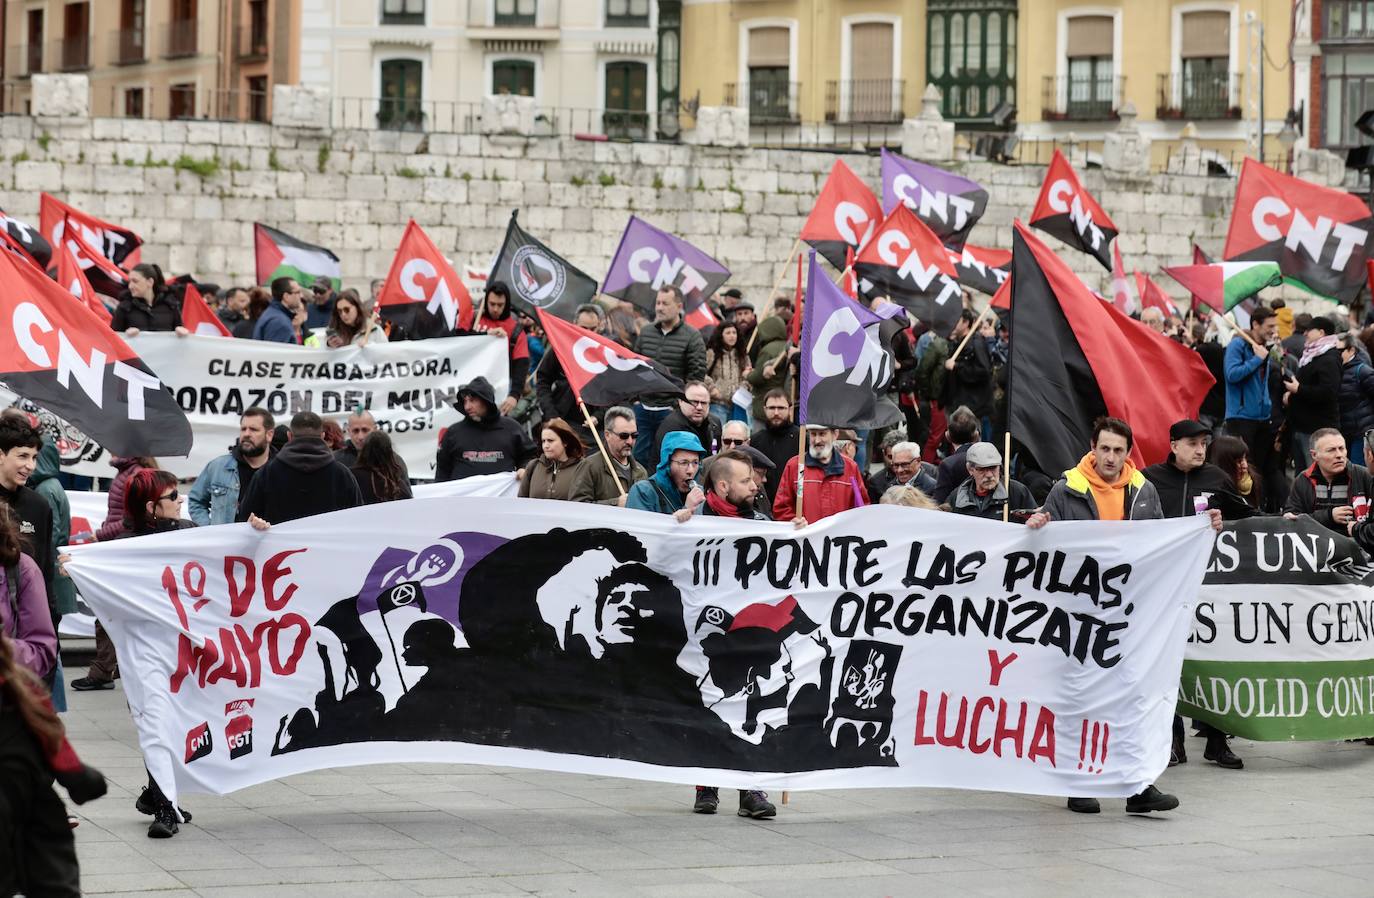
[1027,416,1222,814]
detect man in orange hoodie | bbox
[1026,416,1221,816]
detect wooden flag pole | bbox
[1002,431,1012,524]
[579,399,626,500]
[946,303,994,364]
[747,237,804,354]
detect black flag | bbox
[488,213,598,320]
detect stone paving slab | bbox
[58,668,1374,898]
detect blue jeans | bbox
[634,405,672,468]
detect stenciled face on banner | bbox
[510,245,567,310]
[9,397,105,468]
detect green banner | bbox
[1180,659,1374,741]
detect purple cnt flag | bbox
[601,215,732,314]
[797,251,902,430]
[880,149,988,251]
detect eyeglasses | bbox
[721,438,746,447]
[612,431,638,441]
[671,458,699,468]
[159,489,179,502]
[684,399,710,408]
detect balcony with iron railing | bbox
[163,19,198,58]
[1156,72,1242,120]
[1041,75,1125,122]
[236,24,269,61]
[54,34,90,72]
[110,29,146,65]
[725,80,800,124]
[825,79,904,123]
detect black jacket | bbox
[943,337,994,418]
[1142,457,1254,520]
[931,443,972,505]
[236,437,363,524]
[110,294,182,332]
[1289,347,1343,434]
[949,478,1036,521]
[633,319,706,402]
[0,483,54,612]
[434,377,535,481]
[751,423,799,501]
[1195,340,1226,420]
[1284,461,1374,533]
[1339,357,1374,440]
[653,408,721,465]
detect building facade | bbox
[2,0,299,121]
[1294,0,1374,153]
[298,0,664,137]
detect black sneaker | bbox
[1066,797,1100,814]
[1203,739,1243,769]
[1125,785,1179,814]
[147,804,179,839]
[737,790,776,819]
[693,786,719,814]
[136,789,191,823]
[70,676,115,691]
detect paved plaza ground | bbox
[62,660,1374,898]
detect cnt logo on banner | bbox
[64,500,1215,806]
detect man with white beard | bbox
[772,426,870,524]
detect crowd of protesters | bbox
[9,259,1374,893]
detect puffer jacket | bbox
[772,449,869,522]
[1339,356,1374,442]
[634,318,706,392]
[1040,466,1164,521]
[96,456,149,541]
[1223,336,1272,422]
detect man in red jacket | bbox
[772,426,869,525]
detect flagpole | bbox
[746,237,804,354]
[580,399,626,500]
[1002,431,1012,524]
[946,303,994,364]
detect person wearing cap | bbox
[626,431,706,521]
[434,376,536,481]
[1143,420,1252,521]
[1284,427,1374,534]
[739,444,776,516]
[304,275,336,331]
[948,442,1035,520]
[728,301,756,346]
[1283,315,1343,472]
[719,287,743,314]
[773,426,869,525]
[1027,416,1221,816]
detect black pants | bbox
[1224,417,1284,512]
[0,707,80,898]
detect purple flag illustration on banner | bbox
[797,251,902,430]
[880,149,988,251]
[602,215,732,314]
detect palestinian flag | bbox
[538,309,683,406]
[1224,158,1374,304]
[949,243,1011,296]
[55,238,110,324]
[181,282,232,337]
[855,202,962,336]
[254,223,341,290]
[1162,261,1283,312]
[801,159,882,270]
[1007,221,1214,475]
[39,193,142,268]
[0,238,191,457]
[375,219,474,338]
[1029,150,1118,271]
[880,149,988,251]
[1134,271,1178,317]
[490,213,598,320]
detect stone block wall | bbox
[0,114,1258,306]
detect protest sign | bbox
[1183,516,1374,741]
[64,502,1213,805]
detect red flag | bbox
[789,251,804,344]
[800,159,882,270]
[989,275,1011,310]
[39,193,142,269]
[181,283,232,337]
[1134,270,1177,317]
[538,310,682,406]
[1110,242,1135,315]
[55,238,110,324]
[59,216,129,298]
[685,301,718,331]
[843,245,857,299]
[375,220,474,336]
[1189,244,1214,313]
[1008,220,1214,473]
[1029,150,1119,271]
[854,202,960,334]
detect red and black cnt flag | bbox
[538,310,684,407]
[800,159,882,270]
[0,241,191,457]
[1007,221,1213,477]
[1029,149,1119,271]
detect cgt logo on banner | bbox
[64,500,1214,807]
[1182,516,1374,741]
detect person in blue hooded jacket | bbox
[626,431,706,521]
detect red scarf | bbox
[705,490,741,517]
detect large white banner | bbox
[8,334,508,481]
[64,502,1214,804]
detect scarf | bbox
[1299,334,1339,368]
[704,490,742,517]
[1236,472,1253,496]
[1074,453,1137,521]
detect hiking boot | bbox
[1204,738,1244,770]
[147,804,179,838]
[1066,797,1100,814]
[1125,785,1179,814]
[136,788,191,822]
[70,676,114,691]
[737,790,776,819]
[693,786,719,814]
